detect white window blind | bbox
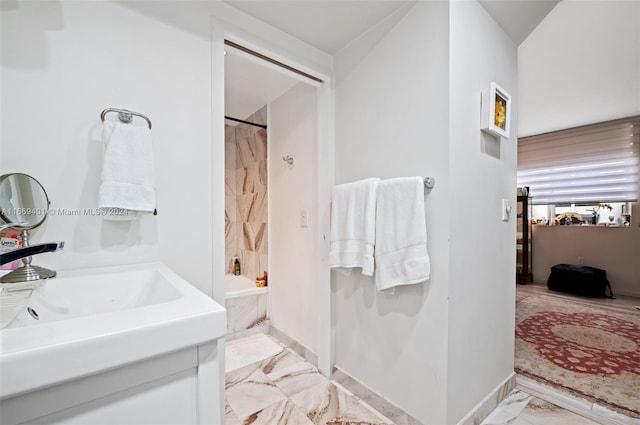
[517,117,640,205]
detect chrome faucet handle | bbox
[0,241,65,283]
[0,242,65,267]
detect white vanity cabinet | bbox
[1,341,223,424]
[0,263,226,425]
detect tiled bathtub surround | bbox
[226,291,269,341]
[225,106,268,279]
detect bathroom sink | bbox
[0,262,226,399]
[6,267,182,328]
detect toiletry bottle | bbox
[234,258,241,276]
[0,230,22,270]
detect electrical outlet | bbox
[578,256,584,265]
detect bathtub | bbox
[224,274,269,340]
[225,274,268,299]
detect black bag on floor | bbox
[547,264,614,298]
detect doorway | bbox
[221,39,333,376]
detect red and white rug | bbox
[515,294,640,418]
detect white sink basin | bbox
[0,262,226,399]
[7,267,182,328]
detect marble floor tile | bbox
[225,333,283,373]
[267,360,328,398]
[226,364,288,420]
[225,332,637,425]
[225,333,398,424]
[290,381,393,425]
[259,348,305,376]
[514,396,601,425]
[242,399,314,425]
[481,389,532,425]
[225,401,242,425]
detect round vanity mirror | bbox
[0,173,50,230]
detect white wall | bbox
[268,82,319,353]
[519,0,640,298]
[447,1,517,421]
[334,1,517,422]
[0,1,214,296]
[334,3,451,423]
[0,1,333,308]
[518,0,640,137]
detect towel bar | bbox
[424,177,435,189]
[101,108,152,129]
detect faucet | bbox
[0,242,65,267]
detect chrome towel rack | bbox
[424,177,435,189]
[101,108,152,129]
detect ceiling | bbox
[224,0,560,121]
[222,0,410,55]
[225,47,299,124]
[223,0,560,54]
[478,0,560,46]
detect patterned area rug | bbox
[515,294,640,418]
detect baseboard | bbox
[332,366,422,425]
[457,372,517,425]
[516,375,639,425]
[268,325,318,367]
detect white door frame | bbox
[212,18,335,377]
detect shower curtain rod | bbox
[224,39,324,84]
[225,116,267,129]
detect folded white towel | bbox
[98,121,156,220]
[329,178,380,276]
[375,177,430,292]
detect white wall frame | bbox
[481,82,511,139]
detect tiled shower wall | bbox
[225,106,268,278]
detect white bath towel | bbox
[329,178,380,276]
[374,177,430,292]
[98,121,156,220]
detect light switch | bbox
[300,209,309,227]
[502,199,511,222]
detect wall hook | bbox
[282,155,294,166]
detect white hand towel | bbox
[98,121,156,220]
[374,177,430,292]
[329,178,380,276]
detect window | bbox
[517,117,639,206]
